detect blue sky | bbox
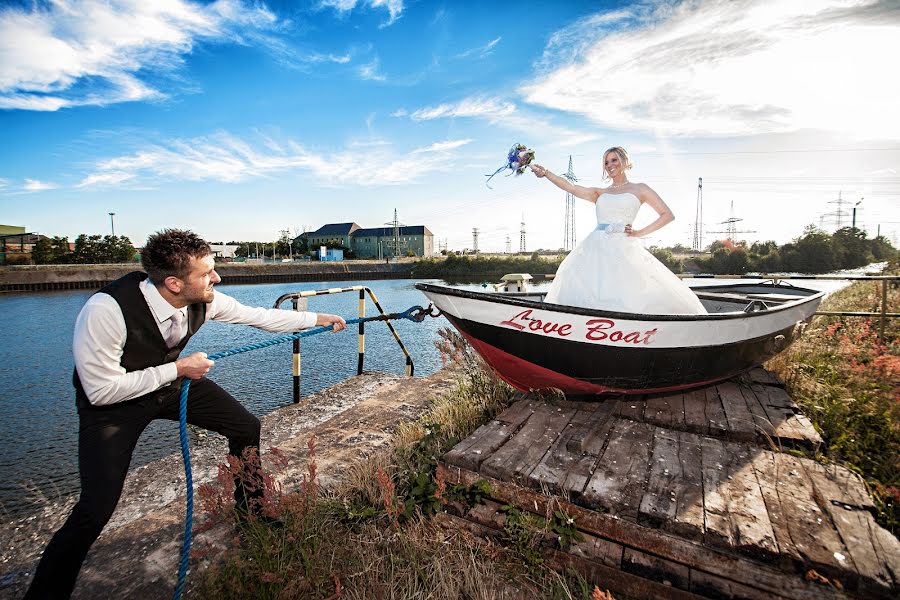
[1,0,899,252]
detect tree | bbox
[724,247,750,274]
[73,234,104,264]
[649,247,683,273]
[785,228,836,273]
[832,227,871,269]
[31,237,54,264]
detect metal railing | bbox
[274,285,416,404]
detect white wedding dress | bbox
[543,192,707,315]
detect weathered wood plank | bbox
[639,430,705,540]
[530,407,616,498]
[441,399,537,471]
[569,530,624,569]
[690,569,796,600]
[547,547,708,600]
[745,367,785,387]
[749,383,823,447]
[739,383,780,443]
[528,407,593,495]
[479,403,572,481]
[615,397,646,421]
[644,392,685,431]
[444,467,848,600]
[791,413,824,446]
[804,460,874,512]
[716,381,757,442]
[868,522,900,590]
[701,385,730,438]
[682,389,709,435]
[566,400,617,455]
[581,419,654,519]
[700,437,778,557]
[754,451,855,580]
[622,547,691,591]
[804,460,896,592]
[750,382,795,410]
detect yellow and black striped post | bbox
[358,288,365,375]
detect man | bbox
[25,229,346,599]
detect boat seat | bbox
[743,299,771,312]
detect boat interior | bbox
[489,283,818,315]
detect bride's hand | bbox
[625,224,635,236]
[532,164,547,178]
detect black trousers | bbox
[24,378,261,600]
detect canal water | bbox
[0,275,858,517]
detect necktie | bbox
[165,310,185,348]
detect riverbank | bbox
[0,368,458,599]
[0,260,416,292]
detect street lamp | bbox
[852,198,863,230]
[108,212,116,237]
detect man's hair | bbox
[141,229,211,283]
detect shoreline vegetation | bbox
[766,257,899,534]
[411,225,896,280]
[193,330,612,599]
[192,263,897,599]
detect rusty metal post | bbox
[880,281,888,341]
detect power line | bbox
[519,215,526,253]
[562,155,578,251]
[692,177,703,251]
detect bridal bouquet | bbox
[485,143,535,188]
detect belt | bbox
[595,223,610,231]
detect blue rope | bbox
[171,305,426,600]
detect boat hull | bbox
[417,282,823,396]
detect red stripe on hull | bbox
[460,331,731,396]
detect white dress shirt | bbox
[73,278,318,406]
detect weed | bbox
[766,261,899,534]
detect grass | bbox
[766,260,899,534]
[191,328,618,600]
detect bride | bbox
[531,147,706,315]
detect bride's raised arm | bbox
[630,183,675,238]
[531,163,601,203]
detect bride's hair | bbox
[602,147,632,180]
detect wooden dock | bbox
[439,368,899,599]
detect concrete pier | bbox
[0,261,415,292]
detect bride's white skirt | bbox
[544,231,707,315]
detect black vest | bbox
[73,271,207,408]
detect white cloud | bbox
[78,132,471,187]
[409,97,515,121]
[405,95,598,148]
[358,58,386,81]
[413,139,473,153]
[319,0,404,27]
[23,179,58,191]
[0,0,283,111]
[522,0,900,139]
[77,172,136,188]
[455,36,502,60]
